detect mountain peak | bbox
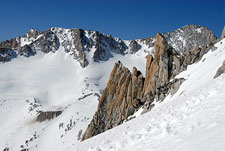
[24,28,41,39]
[0,25,218,68]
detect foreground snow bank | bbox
[73,39,225,151]
[74,69,225,151]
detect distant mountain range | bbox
[0,25,225,151]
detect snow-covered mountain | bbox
[0,25,224,151]
[74,37,225,151]
[0,25,216,67]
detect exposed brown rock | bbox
[180,43,215,71]
[221,26,225,39]
[82,61,145,140]
[214,60,225,78]
[83,33,188,140]
[25,28,41,39]
[129,40,140,54]
[141,78,184,114]
[0,38,20,49]
[144,54,153,95]
[72,29,89,68]
[37,110,62,122]
[181,47,201,70]
[143,33,170,96]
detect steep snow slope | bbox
[0,44,148,150]
[0,25,219,150]
[71,39,225,151]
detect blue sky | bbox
[0,0,224,41]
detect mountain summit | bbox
[0,25,216,67]
[0,25,225,151]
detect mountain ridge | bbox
[0,24,224,151]
[0,25,217,68]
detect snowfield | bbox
[0,32,225,151]
[74,74,225,151]
[0,42,148,150]
[73,38,225,151]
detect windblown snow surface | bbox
[72,39,225,151]
[0,43,148,150]
[0,37,225,151]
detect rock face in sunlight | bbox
[82,61,145,140]
[214,60,225,78]
[162,25,217,53]
[83,33,187,140]
[1,24,224,150]
[221,26,225,39]
[143,33,171,95]
[83,30,218,140]
[18,30,60,57]
[142,33,184,100]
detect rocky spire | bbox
[82,61,145,140]
[82,33,186,140]
[24,28,41,39]
[82,30,214,140]
[143,33,171,95]
[221,26,225,39]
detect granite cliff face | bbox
[82,62,145,140]
[82,31,217,140]
[221,26,225,39]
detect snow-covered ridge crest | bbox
[0,26,224,151]
[162,25,217,53]
[0,25,217,68]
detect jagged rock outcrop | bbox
[214,60,225,78]
[0,25,217,68]
[17,30,60,57]
[83,33,188,140]
[221,26,225,39]
[143,33,182,96]
[18,44,35,57]
[82,61,145,140]
[180,41,215,71]
[162,25,217,53]
[0,37,20,49]
[0,48,17,62]
[86,31,127,61]
[129,40,140,54]
[36,110,62,122]
[71,29,88,67]
[140,36,155,48]
[139,25,217,54]
[51,28,127,67]
[24,28,41,40]
[83,30,216,140]
[31,31,59,53]
[141,78,185,114]
[0,28,41,50]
